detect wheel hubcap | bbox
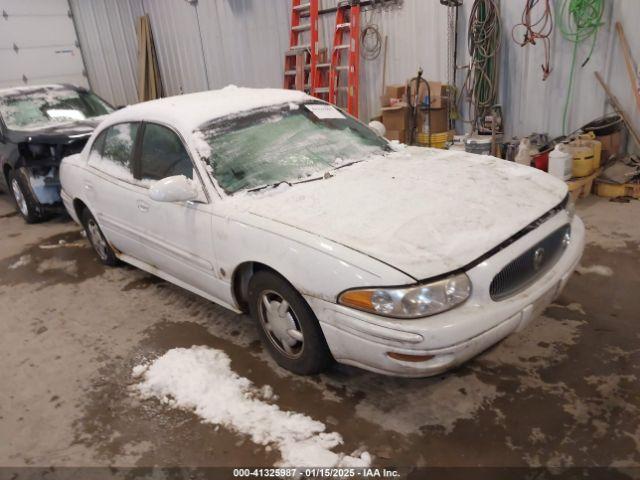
[258,290,304,358]
[11,179,28,217]
[87,219,108,261]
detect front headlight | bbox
[338,273,471,319]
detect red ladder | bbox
[283,0,319,93]
[326,1,361,118]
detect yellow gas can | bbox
[567,141,595,178]
[579,132,602,168]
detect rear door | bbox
[85,122,144,257]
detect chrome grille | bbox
[490,225,571,301]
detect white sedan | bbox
[60,86,585,377]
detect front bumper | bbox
[306,212,585,377]
[25,164,64,210]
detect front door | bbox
[130,122,220,297]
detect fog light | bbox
[387,352,435,363]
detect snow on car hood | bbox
[232,147,568,280]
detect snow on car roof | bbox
[104,85,311,134]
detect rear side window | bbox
[139,123,193,181]
[88,123,139,183]
[88,130,107,164]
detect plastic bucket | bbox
[533,150,550,171]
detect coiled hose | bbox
[464,0,501,132]
[555,0,605,134]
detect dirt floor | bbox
[0,191,639,477]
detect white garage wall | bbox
[0,0,87,89]
[69,0,640,145]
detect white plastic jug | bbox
[548,144,572,180]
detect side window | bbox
[87,130,107,164]
[88,123,139,182]
[139,123,193,181]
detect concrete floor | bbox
[1,191,639,474]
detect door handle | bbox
[137,201,149,212]
[83,184,93,191]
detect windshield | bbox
[0,86,113,131]
[195,102,389,194]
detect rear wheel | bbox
[248,270,333,375]
[8,168,47,223]
[81,209,118,266]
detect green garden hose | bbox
[555,0,605,134]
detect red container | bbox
[533,150,550,171]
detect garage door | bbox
[0,0,87,89]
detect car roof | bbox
[102,85,311,135]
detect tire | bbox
[81,208,119,266]
[248,270,333,375]
[8,168,47,223]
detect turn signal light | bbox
[339,290,374,310]
[386,352,435,363]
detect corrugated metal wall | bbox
[457,0,640,139]
[70,0,142,107]
[70,0,640,144]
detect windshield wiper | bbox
[246,180,292,193]
[332,159,364,171]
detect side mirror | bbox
[149,175,199,203]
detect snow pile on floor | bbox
[132,347,371,467]
[576,264,613,277]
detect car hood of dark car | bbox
[5,117,103,145]
[232,146,569,280]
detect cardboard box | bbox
[382,104,409,131]
[385,84,406,100]
[385,130,406,143]
[427,81,444,109]
[406,80,447,109]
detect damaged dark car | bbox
[0,84,113,223]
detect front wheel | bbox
[248,271,333,375]
[81,209,119,266]
[8,168,47,223]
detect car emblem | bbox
[533,247,545,271]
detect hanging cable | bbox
[464,0,501,132]
[361,6,383,60]
[512,0,553,80]
[555,0,604,134]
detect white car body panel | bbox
[59,88,585,377]
[238,147,568,280]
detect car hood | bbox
[6,117,103,144]
[232,147,568,280]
